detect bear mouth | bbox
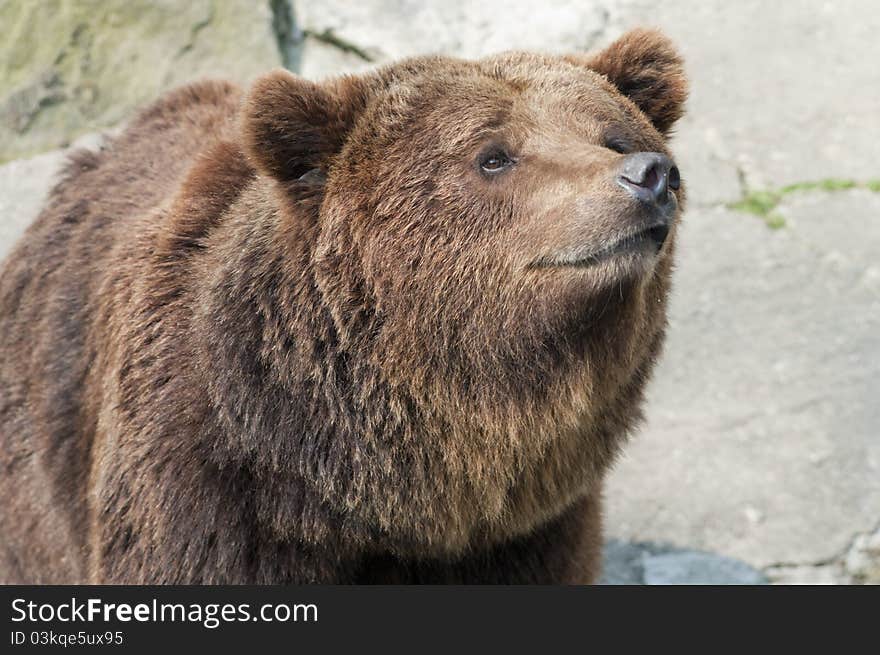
[531,222,670,269]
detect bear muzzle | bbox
[616,152,680,221]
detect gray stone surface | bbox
[642,551,767,586]
[600,540,649,585]
[843,524,880,584]
[292,0,631,79]
[601,540,767,584]
[596,1,880,583]
[605,198,880,573]
[611,0,880,206]
[1,1,878,584]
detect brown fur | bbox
[0,30,687,583]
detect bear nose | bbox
[616,152,680,206]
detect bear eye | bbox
[604,137,630,154]
[479,150,515,174]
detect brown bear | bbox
[0,28,686,584]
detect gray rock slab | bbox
[601,539,768,584]
[843,524,880,584]
[600,539,648,585]
[605,196,880,569]
[641,550,767,585]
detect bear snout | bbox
[616,152,680,212]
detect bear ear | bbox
[582,28,688,136]
[242,69,364,184]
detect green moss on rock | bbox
[728,178,880,229]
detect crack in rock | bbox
[763,520,880,584]
[269,0,303,70]
[173,5,215,61]
[602,539,768,585]
[1,71,67,134]
[303,27,375,63]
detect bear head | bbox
[234,28,688,553]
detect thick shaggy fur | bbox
[0,29,687,583]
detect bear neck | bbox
[187,178,667,555]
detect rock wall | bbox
[1,0,283,160]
